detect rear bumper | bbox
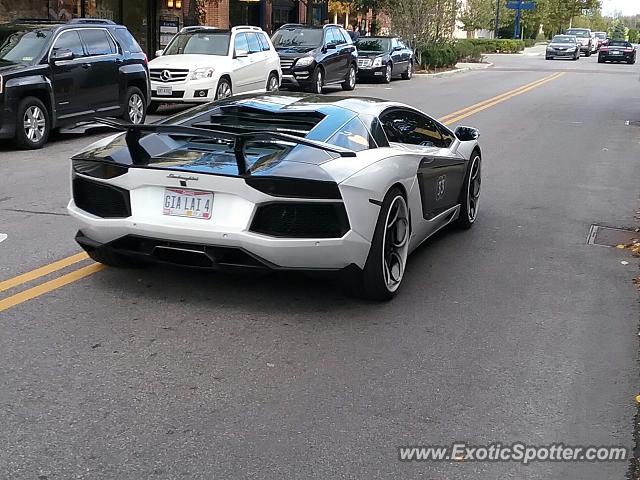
[68,200,371,270]
[599,53,635,61]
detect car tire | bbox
[545,56,552,60]
[121,87,146,124]
[87,249,147,268]
[147,101,160,114]
[349,186,410,301]
[455,151,481,230]
[401,61,413,79]
[598,56,604,63]
[308,67,324,94]
[585,50,591,57]
[215,77,233,100]
[629,58,636,64]
[341,64,357,91]
[266,72,279,92]
[14,96,50,150]
[382,63,392,83]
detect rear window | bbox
[114,27,142,53]
[608,40,632,47]
[164,31,231,56]
[566,29,589,38]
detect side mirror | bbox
[235,48,248,58]
[454,125,480,141]
[51,48,74,62]
[155,49,164,57]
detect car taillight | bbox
[624,48,634,52]
[143,53,148,65]
[601,47,608,52]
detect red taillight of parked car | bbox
[600,47,608,53]
[624,48,634,52]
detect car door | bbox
[322,28,342,83]
[334,28,353,79]
[78,28,120,115]
[50,30,89,120]
[232,33,257,92]
[245,32,267,91]
[379,107,465,220]
[390,38,404,74]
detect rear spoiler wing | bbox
[95,118,356,176]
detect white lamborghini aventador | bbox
[67,93,481,300]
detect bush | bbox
[420,43,458,69]
[459,38,526,53]
[524,39,535,48]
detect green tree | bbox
[458,0,494,33]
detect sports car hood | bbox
[73,131,340,182]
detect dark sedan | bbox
[598,40,636,64]
[545,35,580,60]
[355,36,414,83]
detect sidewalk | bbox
[415,62,492,78]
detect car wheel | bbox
[215,77,232,100]
[147,101,160,114]
[455,151,481,229]
[598,55,604,63]
[87,249,147,268]
[266,72,279,92]
[308,67,324,94]
[355,187,410,300]
[402,61,413,79]
[121,87,146,124]
[382,63,392,83]
[341,64,356,91]
[14,96,50,150]
[585,50,591,57]
[545,56,552,60]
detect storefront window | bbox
[49,0,81,20]
[122,0,150,54]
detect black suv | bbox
[0,19,150,149]
[271,23,358,94]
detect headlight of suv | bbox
[372,57,384,67]
[295,56,315,68]
[190,68,215,80]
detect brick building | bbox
[0,0,328,56]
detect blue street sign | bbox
[506,1,535,10]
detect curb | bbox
[414,62,493,78]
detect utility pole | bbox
[494,0,501,38]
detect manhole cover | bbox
[587,224,639,247]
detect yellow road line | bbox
[0,251,88,293]
[438,72,564,124]
[0,263,104,313]
[0,71,566,313]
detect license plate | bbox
[163,188,213,219]
[612,51,621,55]
[157,86,172,95]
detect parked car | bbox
[0,19,150,149]
[598,40,636,64]
[354,36,414,83]
[565,28,593,56]
[271,23,357,94]
[148,26,280,112]
[593,31,607,50]
[545,35,580,60]
[67,93,481,300]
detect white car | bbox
[148,26,281,113]
[68,94,481,300]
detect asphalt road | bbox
[1,52,639,479]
